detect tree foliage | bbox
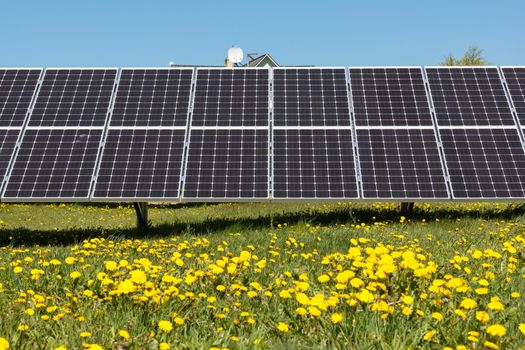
[441,47,489,66]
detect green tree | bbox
[441,47,489,66]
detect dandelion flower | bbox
[118,330,130,339]
[331,313,343,324]
[277,322,289,333]
[0,337,9,350]
[486,324,506,337]
[158,320,173,332]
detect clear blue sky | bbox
[2,0,524,67]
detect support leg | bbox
[133,202,149,230]
[400,202,414,214]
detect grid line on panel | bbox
[93,129,186,199]
[3,129,103,199]
[357,128,449,199]
[0,69,42,128]
[349,67,433,127]
[440,128,525,198]
[426,67,515,127]
[110,68,193,127]
[501,67,525,126]
[272,129,358,199]
[183,129,268,199]
[273,68,351,127]
[29,69,117,128]
[191,69,269,127]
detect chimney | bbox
[225,58,233,68]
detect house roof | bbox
[242,54,279,67]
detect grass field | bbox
[0,202,524,349]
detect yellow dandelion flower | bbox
[277,322,289,333]
[0,337,9,350]
[460,297,477,309]
[54,346,66,350]
[401,295,414,305]
[295,293,309,305]
[296,307,307,316]
[17,324,29,332]
[487,299,504,311]
[486,324,506,337]
[174,317,184,325]
[476,311,490,323]
[159,343,170,350]
[104,261,118,271]
[118,330,130,339]
[79,332,91,338]
[518,323,525,335]
[308,306,321,317]
[158,320,173,332]
[317,275,330,283]
[331,313,343,324]
[431,312,443,321]
[423,330,436,341]
[70,271,81,279]
[129,270,147,284]
[13,267,23,274]
[483,341,499,350]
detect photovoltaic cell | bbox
[93,129,186,199]
[350,67,433,127]
[110,69,193,127]
[357,129,448,198]
[0,69,42,127]
[273,129,358,198]
[29,69,117,127]
[426,67,515,126]
[0,129,20,182]
[501,67,525,125]
[183,129,268,198]
[3,129,102,199]
[191,69,269,127]
[273,68,351,127]
[440,128,525,198]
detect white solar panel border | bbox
[181,68,271,201]
[1,68,118,202]
[348,66,435,128]
[424,66,516,128]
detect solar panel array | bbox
[1,66,525,202]
[183,69,269,199]
[0,69,42,190]
[426,67,525,199]
[2,69,117,200]
[272,68,358,199]
[350,67,449,199]
[93,68,193,200]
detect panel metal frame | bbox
[91,67,195,202]
[1,68,119,202]
[181,67,271,202]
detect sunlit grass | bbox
[0,202,524,349]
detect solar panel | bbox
[350,67,433,127]
[501,67,525,125]
[110,68,193,127]
[439,128,525,198]
[273,129,358,198]
[0,129,20,183]
[183,129,268,199]
[273,68,351,127]
[92,129,186,199]
[357,128,449,199]
[191,68,269,127]
[0,69,42,127]
[28,69,117,127]
[425,67,515,126]
[3,129,103,199]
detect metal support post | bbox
[133,202,149,229]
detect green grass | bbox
[0,202,524,349]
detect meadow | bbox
[0,201,524,349]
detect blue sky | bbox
[1,0,524,67]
